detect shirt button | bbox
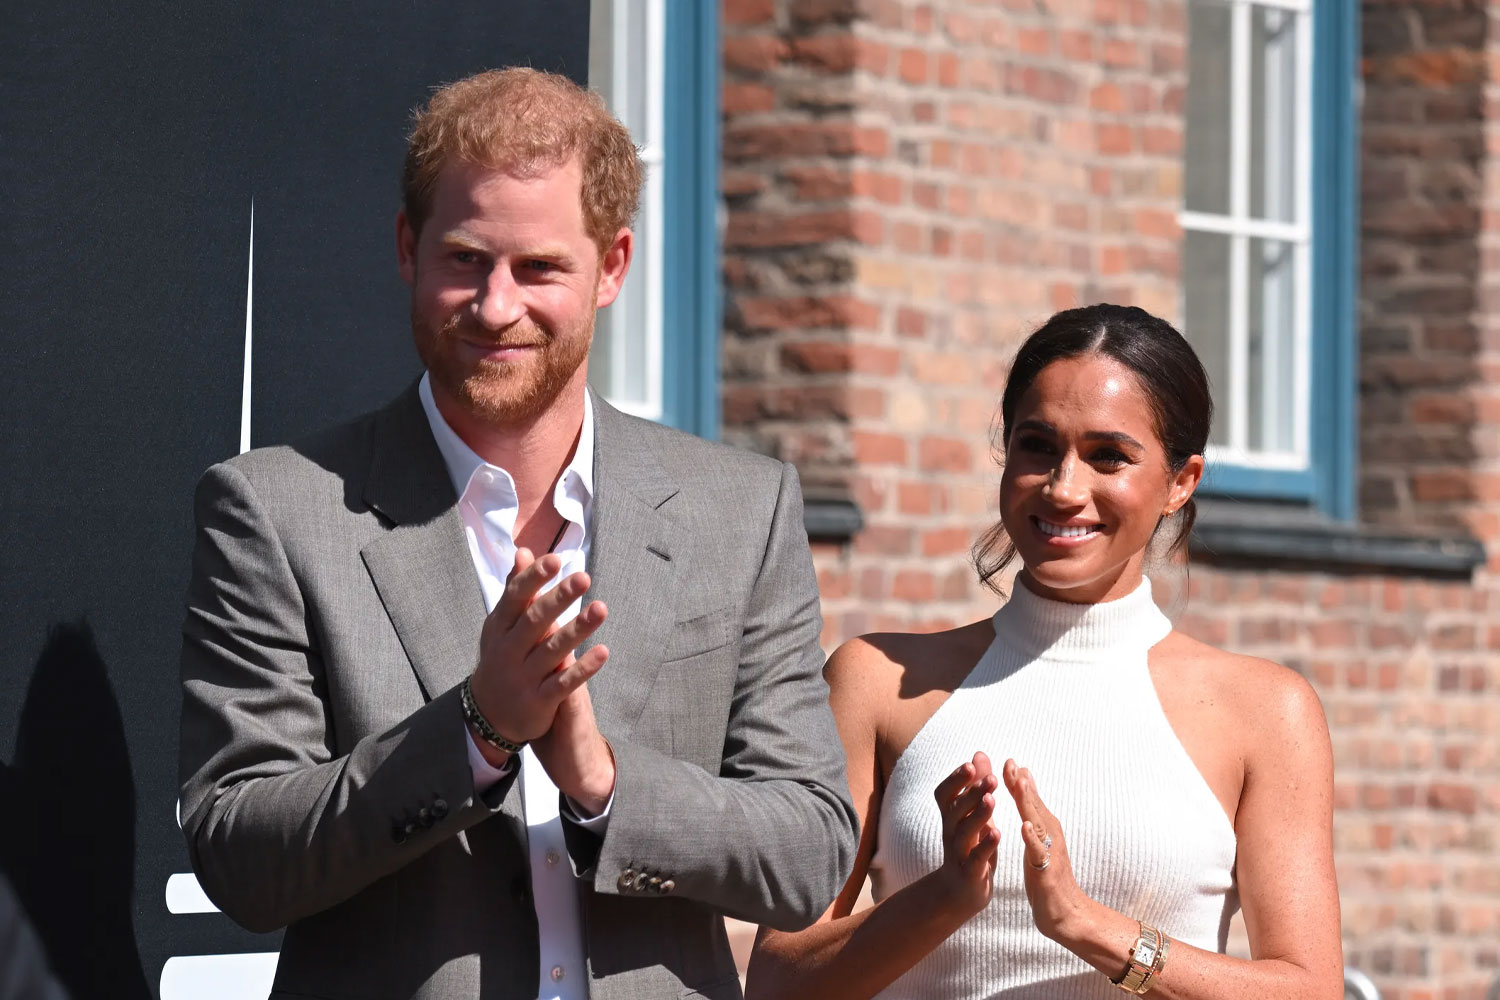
[551,965,565,982]
[546,848,561,867]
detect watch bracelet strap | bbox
[460,675,527,754]
[1113,921,1164,995]
[1152,934,1170,984]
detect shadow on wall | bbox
[0,621,149,1000]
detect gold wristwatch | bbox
[1112,921,1169,994]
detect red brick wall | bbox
[1358,0,1498,558]
[1171,567,1500,999]
[718,1,1500,996]
[720,0,1189,642]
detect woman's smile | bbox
[1029,516,1104,545]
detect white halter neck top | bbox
[869,578,1239,999]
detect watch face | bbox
[1136,942,1158,966]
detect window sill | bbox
[1191,499,1486,577]
[803,497,863,542]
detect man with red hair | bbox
[179,68,856,1000]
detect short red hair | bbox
[402,67,644,254]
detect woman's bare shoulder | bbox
[825,621,997,713]
[1155,629,1329,736]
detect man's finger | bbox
[538,645,609,700]
[492,550,564,628]
[525,599,607,672]
[510,571,592,649]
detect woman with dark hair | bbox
[747,304,1342,999]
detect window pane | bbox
[1182,229,1231,448]
[1185,2,1232,216]
[1249,6,1300,223]
[591,180,655,404]
[588,0,663,418]
[1246,237,1297,453]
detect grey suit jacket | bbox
[178,384,857,1000]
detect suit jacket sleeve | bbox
[177,461,515,934]
[580,461,858,931]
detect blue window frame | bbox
[589,0,721,440]
[661,0,721,439]
[1181,0,1358,518]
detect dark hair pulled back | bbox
[973,303,1213,596]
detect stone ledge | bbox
[1191,499,1486,577]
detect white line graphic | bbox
[164,873,220,914]
[160,953,279,999]
[240,201,254,455]
[159,206,281,992]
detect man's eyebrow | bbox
[437,231,489,252]
[1014,419,1144,450]
[518,244,573,261]
[435,234,577,263]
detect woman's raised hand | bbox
[930,751,1002,917]
[1002,758,1092,941]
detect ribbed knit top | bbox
[869,578,1238,999]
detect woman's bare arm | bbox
[1004,656,1343,1000]
[746,638,1000,1000]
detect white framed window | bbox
[1181,0,1312,473]
[589,0,666,422]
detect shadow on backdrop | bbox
[0,621,149,1000]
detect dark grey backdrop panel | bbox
[0,4,589,995]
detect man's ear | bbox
[396,210,418,287]
[1165,453,1205,516]
[594,227,634,309]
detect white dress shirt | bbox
[419,373,607,1000]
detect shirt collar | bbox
[418,372,594,515]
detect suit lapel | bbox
[581,392,680,743]
[359,384,487,703]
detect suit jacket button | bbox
[431,798,448,819]
[632,872,651,893]
[418,807,432,825]
[617,869,636,892]
[659,879,675,895]
[648,877,662,893]
[391,823,408,845]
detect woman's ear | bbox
[1164,453,1205,516]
